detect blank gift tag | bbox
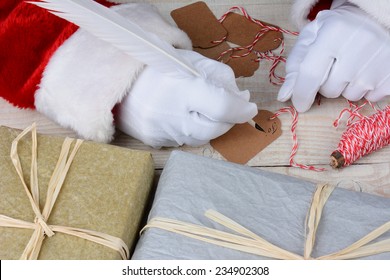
[222,13,283,52]
[171,1,227,49]
[211,110,282,164]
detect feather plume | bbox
[28,0,200,77]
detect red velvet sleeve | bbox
[0,0,114,109]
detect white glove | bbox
[278,3,390,112]
[115,49,257,148]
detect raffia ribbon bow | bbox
[143,184,390,259]
[0,124,129,259]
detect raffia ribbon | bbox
[142,184,390,259]
[0,123,129,260]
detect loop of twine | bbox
[142,184,390,260]
[270,106,326,172]
[333,100,378,128]
[0,123,129,260]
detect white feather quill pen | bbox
[28,0,201,77]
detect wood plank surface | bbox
[1,0,389,198]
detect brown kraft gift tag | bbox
[211,110,282,164]
[171,1,227,49]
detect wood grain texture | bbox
[1,0,389,197]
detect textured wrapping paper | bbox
[0,126,154,259]
[132,151,390,260]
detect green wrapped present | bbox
[0,124,154,259]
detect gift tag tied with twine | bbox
[171,1,284,78]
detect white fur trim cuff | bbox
[35,3,192,143]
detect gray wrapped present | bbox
[132,151,390,260]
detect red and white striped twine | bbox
[255,39,287,85]
[215,6,298,85]
[333,101,390,167]
[218,6,298,36]
[270,107,326,172]
[333,100,377,127]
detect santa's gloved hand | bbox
[278,2,390,112]
[115,49,257,148]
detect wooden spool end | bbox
[330,150,345,169]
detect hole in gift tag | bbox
[210,110,282,164]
